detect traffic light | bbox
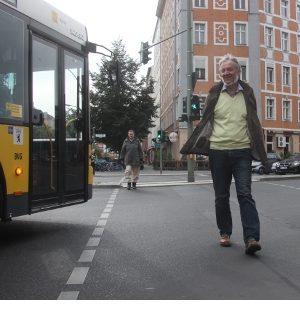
[157,130,163,141]
[140,41,152,65]
[107,59,121,86]
[182,96,187,113]
[191,95,200,112]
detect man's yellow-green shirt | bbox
[209,88,250,150]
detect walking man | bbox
[120,130,144,190]
[180,54,267,254]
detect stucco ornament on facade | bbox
[214,23,228,45]
[213,0,228,10]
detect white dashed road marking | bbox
[57,189,119,300]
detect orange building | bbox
[152,0,300,159]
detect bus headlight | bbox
[15,167,23,176]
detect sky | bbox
[45,0,158,78]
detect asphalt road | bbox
[1,168,300,302]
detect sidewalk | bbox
[92,164,300,188]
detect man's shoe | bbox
[245,239,261,254]
[220,234,231,247]
[132,182,137,189]
[127,182,131,190]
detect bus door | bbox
[31,36,86,211]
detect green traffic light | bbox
[191,103,197,110]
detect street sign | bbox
[95,134,106,138]
[169,132,178,142]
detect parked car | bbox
[275,153,300,175]
[252,153,281,175]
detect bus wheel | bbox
[0,185,11,222]
[0,184,3,221]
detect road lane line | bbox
[58,291,79,300]
[78,250,96,263]
[86,237,101,246]
[66,267,89,285]
[97,220,107,226]
[92,228,104,236]
[58,189,119,300]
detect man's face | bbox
[220,60,240,86]
[128,131,134,139]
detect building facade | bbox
[150,0,300,160]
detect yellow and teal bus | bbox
[0,0,94,221]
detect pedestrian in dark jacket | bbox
[180,54,267,254]
[120,130,144,190]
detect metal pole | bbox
[160,117,162,174]
[186,0,195,182]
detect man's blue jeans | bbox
[209,148,260,244]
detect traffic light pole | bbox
[186,0,195,182]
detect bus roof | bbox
[0,0,88,45]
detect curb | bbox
[92,174,300,188]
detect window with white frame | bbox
[267,98,275,119]
[194,23,206,44]
[283,66,290,85]
[234,0,247,10]
[235,23,247,45]
[298,101,300,122]
[281,0,289,18]
[265,0,272,13]
[241,65,247,80]
[283,100,291,121]
[194,0,206,7]
[195,57,206,80]
[281,31,289,51]
[297,3,300,21]
[267,65,274,83]
[266,135,273,152]
[239,59,247,81]
[265,27,273,47]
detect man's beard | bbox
[222,74,239,87]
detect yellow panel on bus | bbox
[0,125,29,194]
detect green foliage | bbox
[280,151,292,159]
[167,152,173,160]
[154,150,167,161]
[90,39,159,154]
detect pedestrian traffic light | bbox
[107,59,121,86]
[182,96,187,113]
[140,41,152,65]
[191,95,200,112]
[157,130,162,141]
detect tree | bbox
[90,39,158,154]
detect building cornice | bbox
[156,0,166,18]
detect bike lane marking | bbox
[57,189,119,300]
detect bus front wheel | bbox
[0,184,3,221]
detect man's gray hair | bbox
[218,54,241,72]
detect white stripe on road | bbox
[78,250,96,263]
[58,291,79,300]
[66,267,89,285]
[97,220,107,226]
[86,237,101,247]
[58,189,119,300]
[92,228,104,236]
